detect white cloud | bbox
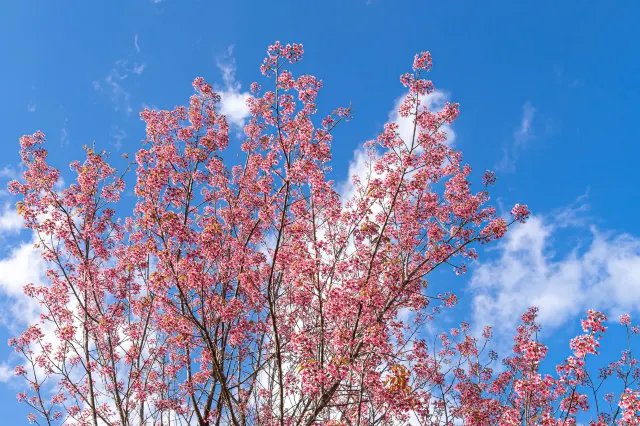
[0,362,14,383]
[334,88,458,272]
[339,89,454,203]
[53,176,66,192]
[110,125,128,151]
[134,34,140,53]
[27,103,36,113]
[0,203,23,235]
[517,102,535,140]
[0,232,87,392]
[132,62,145,75]
[61,117,69,146]
[0,238,47,328]
[339,147,376,203]
[469,197,640,345]
[215,45,251,131]
[142,102,160,111]
[219,90,250,129]
[495,102,535,173]
[388,90,456,150]
[95,52,146,114]
[0,166,17,180]
[98,71,133,114]
[0,204,94,386]
[0,206,158,407]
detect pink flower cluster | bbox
[8,41,635,426]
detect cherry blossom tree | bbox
[6,42,638,425]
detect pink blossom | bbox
[511,203,530,223]
[14,41,640,426]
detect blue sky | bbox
[1,0,639,422]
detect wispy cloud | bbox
[27,103,36,113]
[517,102,535,138]
[60,118,70,146]
[495,102,535,173]
[110,125,128,151]
[106,75,133,114]
[94,63,134,114]
[469,194,640,348]
[553,64,584,89]
[93,40,146,114]
[134,34,140,53]
[214,45,251,131]
[568,79,584,89]
[132,63,145,75]
[0,166,17,180]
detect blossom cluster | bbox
[7,41,635,426]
